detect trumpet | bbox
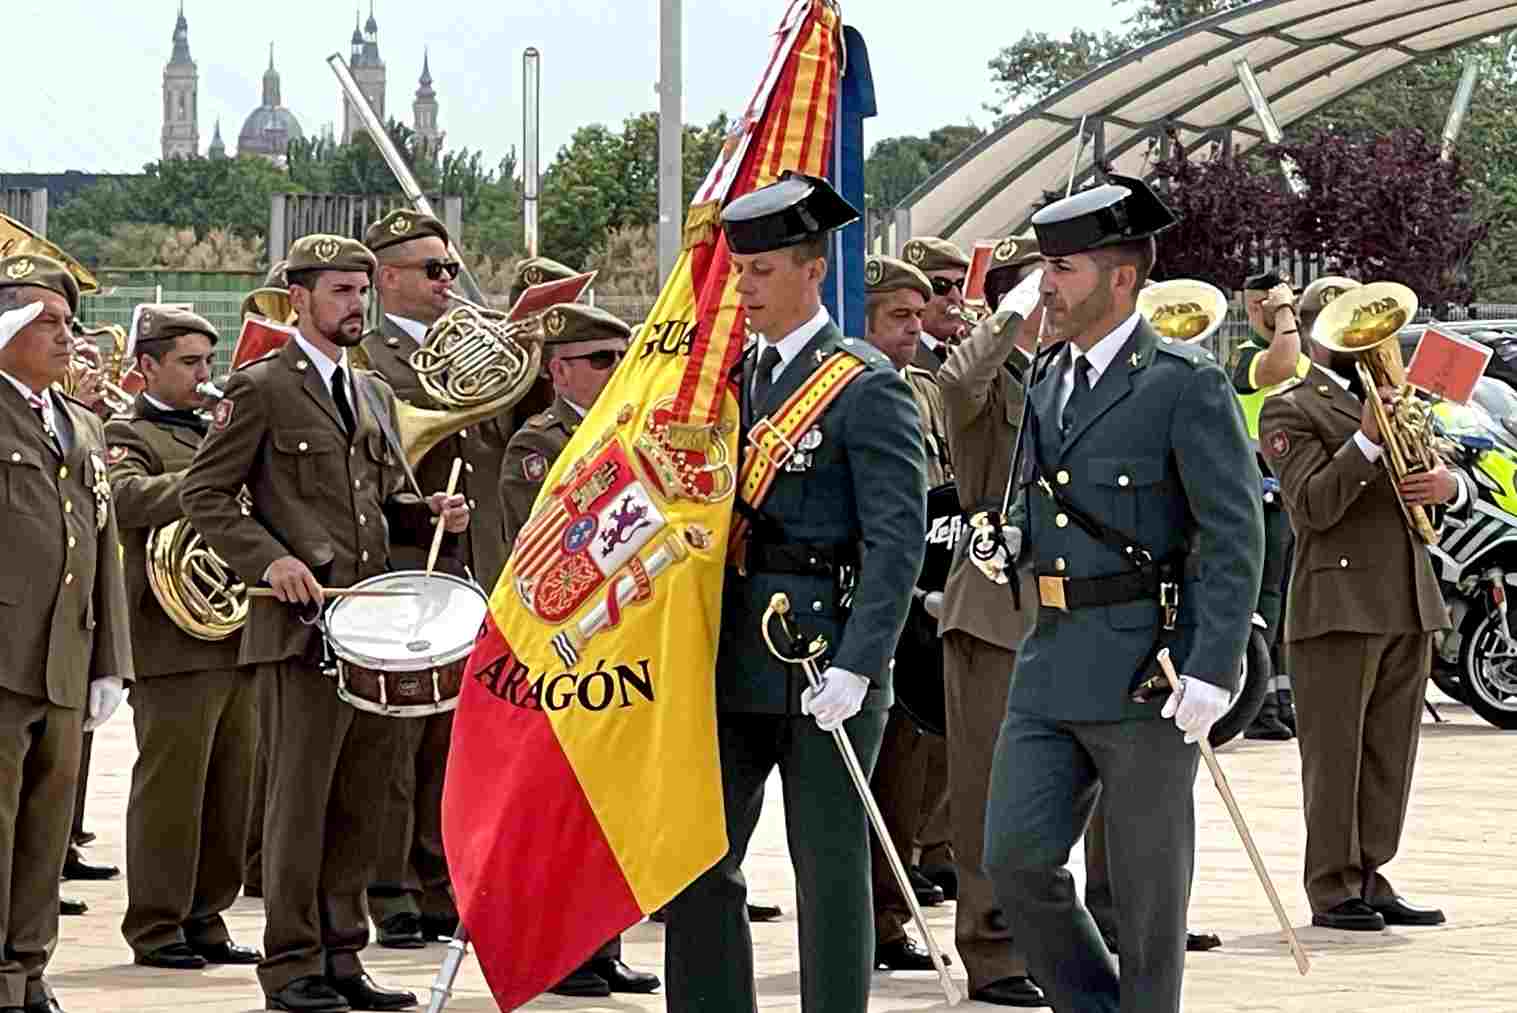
[196,380,224,401]
[64,333,133,414]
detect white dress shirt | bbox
[1057,311,1142,416]
[920,333,944,356]
[385,314,429,344]
[0,370,61,447]
[292,330,354,408]
[752,306,830,393]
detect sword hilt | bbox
[759,592,829,667]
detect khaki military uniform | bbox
[1261,367,1450,914]
[108,397,256,958]
[357,314,518,933]
[0,382,132,1008]
[181,338,440,996]
[870,363,952,948]
[935,308,1037,989]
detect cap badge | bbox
[905,242,925,265]
[312,238,341,263]
[865,259,883,285]
[5,258,35,280]
[1320,285,1345,306]
[545,308,565,337]
[389,215,413,236]
[524,266,543,286]
[994,238,1018,263]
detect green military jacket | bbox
[1011,318,1263,721]
[718,321,928,715]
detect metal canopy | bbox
[904,0,1517,246]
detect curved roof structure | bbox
[904,0,1517,245]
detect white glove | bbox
[1002,268,1044,321]
[1160,675,1232,745]
[84,675,125,732]
[0,300,43,353]
[800,667,870,732]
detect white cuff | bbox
[1352,431,1383,463]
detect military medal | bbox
[799,428,823,451]
[89,452,111,532]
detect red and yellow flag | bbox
[441,3,842,1007]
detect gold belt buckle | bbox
[746,416,795,471]
[1038,575,1068,611]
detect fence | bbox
[269,194,463,262]
[2,188,46,234]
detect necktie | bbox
[1061,356,1093,437]
[932,343,948,363]
[26,392,59,449]
[331,367,356,436]
[752,345,784,413]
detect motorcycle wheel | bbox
[1458,607,1517,730]
[1209,626,1272,748]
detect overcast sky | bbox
[6,0,1125,174]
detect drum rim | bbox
[324,569,488,672]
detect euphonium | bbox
[1310,281,1439,544]
[1137,279,1229,344]
[146,517,248,641]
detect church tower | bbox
[343,2,387,142]
[161,2,200,159]
[413,49,442,159]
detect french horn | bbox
[1138,279,1229,344]
[146,518,248,641]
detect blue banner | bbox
[824,25,876,336]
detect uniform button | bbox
[811,600,823,612]
[359,514,367,526]
[67,535,76,549]
[1161,337,1174,344]
[354,479,361,489]
[64,573,73,585]
[1118,475,1130,488]
[458,428,469,439]
[58,465,68,479]
[1057,470,1071,485]
[469,498,477,510]
[1055,557,1067,572]
[9,452,18,463]
[297,360,309,371]
[1339,556,1349,568]
[1055,513,1069,528]
[64,501,73,513]
[350,446,356,456]
[362,550,370,563]
[464,463,475,474]
[298,441,309,452]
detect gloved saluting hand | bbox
[0,301,43,350]
[1160,675,1232,745]
[800,667,870,732]
[1002,268,1044,321]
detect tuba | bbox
[1310,281,1439,544]
[1138,279,1229,345]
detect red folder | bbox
[507,270,598,322]
[231,317,299,371]
[1407,324,1492,404]
[963,241,997,305]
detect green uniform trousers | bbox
[123,668,257,956]
[985,710,1199,1013]
[0,688,82,1008]
[369,711,456,925]
[256,662,398,995]
[665,710,887,1013]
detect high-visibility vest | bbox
[1238,351,1312,440]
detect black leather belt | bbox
[741,541,858,577]
[1035,558,1179,613]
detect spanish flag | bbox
[441,2,843,1007]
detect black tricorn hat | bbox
[1031,173,1177,259]
[721,171,860,255]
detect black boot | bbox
[1244,690,1292,741]
[1277,686,1297,734]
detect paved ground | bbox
[47,691,1516,1012]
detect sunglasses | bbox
[930,276,966,297]
[396,258,462,282]
[560,350,624,370]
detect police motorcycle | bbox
[1427,376,1517,729]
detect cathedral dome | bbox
[237,105,304,156]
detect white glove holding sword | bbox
[801,667,871,732]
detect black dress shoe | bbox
[1187,931,1222,952]
[590,957,660,994]
[919,861,958,902]
[71,830,96,847]
[874,936,950,971]
[1312,898,1386,931]
[375,913,424,949]
[548,966,610,997]
[908,867,945,907]
[265,975,350,1012]
[746,902,782,922]
[135,943,208,970]
[327,974,416,1011]
[1368,895,1446,926]
[59,898,87,917]
[968,975,1047,1007]
[190,940,262,964]
[60,850,118,881]
[418,914,457,942]
[24,1000,64,1013]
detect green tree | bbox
[865,125,986,209]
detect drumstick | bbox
[246,588,420,599]
[1157,649,1311,976]
[426,457,464,577]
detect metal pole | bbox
[327,54,487,304]
[1441,59,1480,162]
[657,0,683,284]
[523,48,541,260]
[1233,58,1308,198]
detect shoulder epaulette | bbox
[237,349,281,371]
[836,336,891,370]
[1154,337,1215,368]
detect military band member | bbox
[935,235,1048,1007]
[495,302,661,998]
[901,236,970,372]
[107,307,261,970]
[1260,300,1462,933]
[359,209,513,949]
[860,255,955,971]
[0,253,132,1013]
[182,234,471,1013]
[664,173,927,1013]
[508,256,578,307]
[984,178,1263,1013]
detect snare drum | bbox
[323,570,489,718]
